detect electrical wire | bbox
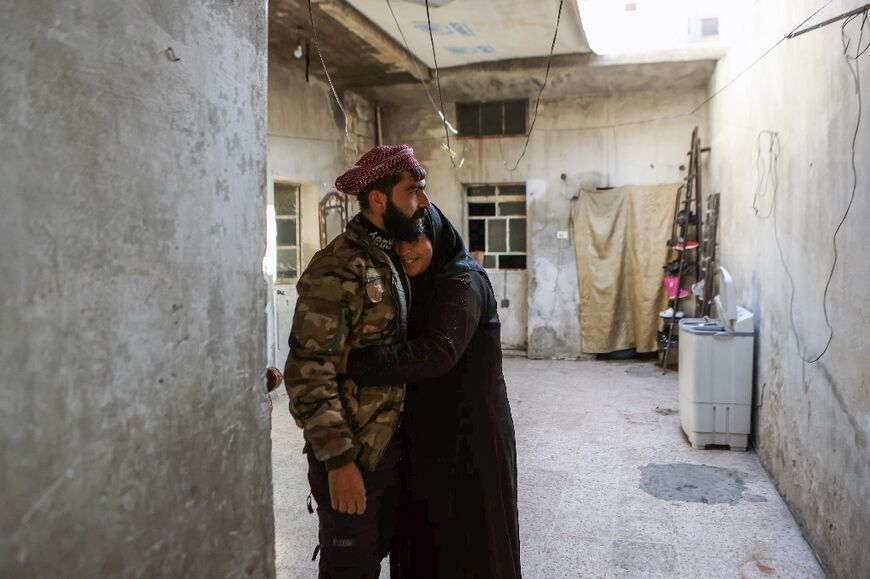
[394,0,833,166]
[423,0,453,162]
[308,0,350,143]
[384,0,457,132]
[805,8,870,362]
[845,9,870,57]
[499,0,833,168]
[691,0,836,115]
[505,0,838,137]
[400,111,701,143]
[507,0,564,172]
[403,0,835,150]
[752,130,780,219]
[386,0,461,171]
[765,9,868,365]
[309,0,838,158]
[496,0,841,141]
[764,137,804,364]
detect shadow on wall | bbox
[750,271,764,448]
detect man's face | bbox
[382,171,430,241]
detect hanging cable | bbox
[386,0,462,171]
[498,0,839,140]
[801,8,869,363]
[423,0,454,163]
[506,0,564,172]
[308,0,350,143]
[789,2,870,38]
[391,0,834,169]
[385,0,458,135]
[692,0,836,115]
[752,130,780,219]
[386,0,841,155]
[497,0,839,145]
[760,132,804,363]
[764,9,868,365]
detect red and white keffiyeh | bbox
[335,145,422,196]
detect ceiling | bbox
[269,0,591,89]
[269,0,715,95]
[345,0,591,68]
[270,0,425,88]
[358,54,717,105]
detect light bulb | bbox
[294,44,303,59]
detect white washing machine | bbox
[678,267,755,451]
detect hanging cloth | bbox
[573,184,679,353]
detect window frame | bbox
[700,17,719,37]
[466,183,528,271]
[274,181,301,285]
[456,100,528,138]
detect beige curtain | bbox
[573,184,679,353]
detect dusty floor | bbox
[271,358,825,578]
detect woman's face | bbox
[396,236,433,277]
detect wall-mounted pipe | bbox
[375,104,383,146]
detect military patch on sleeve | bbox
[364,267,385,304]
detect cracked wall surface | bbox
[0,2,274,576]
[382,87,708,358]
[707,1,870,576]
[266,58,375,367]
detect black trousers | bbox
[307,440,401,579]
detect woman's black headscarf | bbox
[420,203,485,278]
[409,203,487,306]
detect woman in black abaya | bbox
[346,205,521,579]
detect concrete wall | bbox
[266,58,373,367]
[382,87,708,357]
[0,3,274,577]
[706,2,870,576]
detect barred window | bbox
[457,100,527,137]
[275,182,300,283]
[467,184,527,270]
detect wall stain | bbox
[816,362,867,450]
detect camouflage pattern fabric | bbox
[283,216,408,472]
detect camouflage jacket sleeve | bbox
[283,253,364,470]
[346,271,483,387]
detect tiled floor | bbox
[271,358,825,578]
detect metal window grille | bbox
[467,184,527,270]
[275,182,300,283]
[456,100,528,137]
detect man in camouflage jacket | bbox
[283,145,429,578]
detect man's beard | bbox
[383,197,425,242]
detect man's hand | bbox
[327,462,366,515]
